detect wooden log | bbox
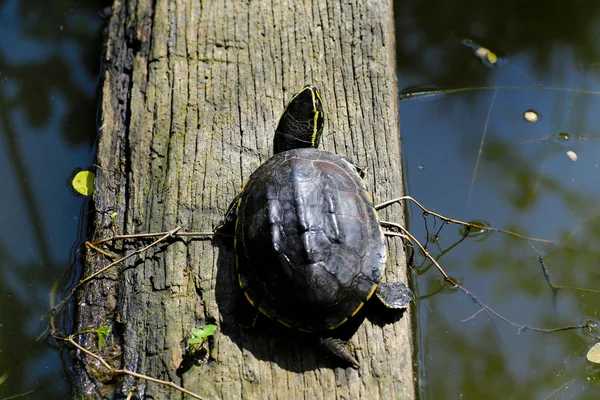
[73,0,414,398]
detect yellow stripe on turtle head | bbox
[312,110,320,147]
[308,86,322,147]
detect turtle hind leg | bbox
[375,282,412,309]
[319,337,359,369]
[340,157,366,178]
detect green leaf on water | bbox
[0,371,8,386]
[72,170,95,196]
[486,51,498,64]
[587,342,600,363]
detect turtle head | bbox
[273,84,324,154]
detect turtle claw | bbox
[215,194,241,235]
[376,282,412,309]
[319,337,359,369]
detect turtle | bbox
[217,84,411,368]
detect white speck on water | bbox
[523,110,539,123]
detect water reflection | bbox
[0,0,106,398]
[396,0,600,398]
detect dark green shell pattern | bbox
[234,147,387,332]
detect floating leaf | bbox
[0,371,8,386]
[462,39,498,66]
[558,132,572,141]
[587,342,600,363]
[523,110,539,123]
[566,150,578,162]
[72,170,95,196]
[486,51,498,64]
[475,46,489,58]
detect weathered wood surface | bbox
[73,0,414,398]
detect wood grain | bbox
[73,0,414,398]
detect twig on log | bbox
[73,226,182,293]
[54,334,207,400]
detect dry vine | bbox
[46,195,592,399]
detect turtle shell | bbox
[234,147,387,332]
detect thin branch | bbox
[376,196,554,244]
[55,335,206,400]
[385,220,588,334]
[0,390,36,400]
[461,308,486,323]
[542,379,575,400]
[85,240,116,259]
[72,227,182,293]
[468,89,497,205]
[383,231,409,240]
[92,230,215,246]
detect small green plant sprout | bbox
[78,325,112,350]
[110,212,117,220]
[188,324,217,347]
[95,325,112,349]
[72,170,95,196]
[186,324,217,364]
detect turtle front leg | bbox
[214,193,241,235]
[375,281,412,309]
[319,337,359,369]
[341,157,366,178]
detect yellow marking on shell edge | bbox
[276,318,292,329]
[351,301,366,317]
[243,289,255,307]
[258,306,316,333]
[235,256,255,308]
[366,282,378,301]
[328,317,349,330]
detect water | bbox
[0,0,106,398]
[2,0,599,398]
[395,1,600,398]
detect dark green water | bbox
[395,1,600,399]
[0,0,105,398]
